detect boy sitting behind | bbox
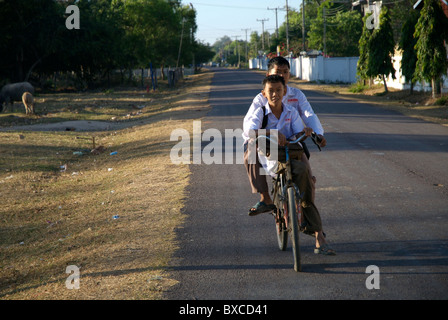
[243,75,335,255]
[245,57,325,216]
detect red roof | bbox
[414,0,448,18]
[442,0,448,18]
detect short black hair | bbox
[267,56,290,71]
[262,74,286,88]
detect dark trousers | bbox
[243,141,322,233]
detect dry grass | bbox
[0,72,212,299]
[0,75,209,126]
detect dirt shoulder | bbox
[0,71,213,300]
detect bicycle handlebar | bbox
[256,131,323,151]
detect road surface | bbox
[165,68,448,300]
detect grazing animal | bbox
[22,92,35,115]
[0,82,35,113]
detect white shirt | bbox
[243,102,304,142]
[246,85,324,136]
[243,102,305,176]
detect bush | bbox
[349,82,368,93]
[435,96,448,106]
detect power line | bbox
[190,2,268,11]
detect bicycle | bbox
[256,132,322,272]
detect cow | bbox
[0,82,35,113]
[22,92,35,115]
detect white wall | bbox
[250,55,447,92]
[379,54,448,93]
[250,56,359,83]
[322,57,359,83]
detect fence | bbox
[250,55,447,93]
[129,67,194,80]
[381,54,448,93]
[249,56,359,83]
[127,66,194,90]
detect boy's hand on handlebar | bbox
[278,132,287,146]
[303,127,313,137]
[297,129,327,148]
[317,134,326,148]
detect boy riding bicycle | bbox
[243,75,335,255]
[245,57,326,217]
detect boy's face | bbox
[267,64,290,84]
[262,81,287,109]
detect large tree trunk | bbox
[382,74,388,93]
[160,65,165,80]
[431,78,436,99]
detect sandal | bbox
[314,244,336,255]
[248,201,276,216]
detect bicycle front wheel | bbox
[275,207,288,251]
[287,187,301,272]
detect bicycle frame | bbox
[258,131,310,216]
[255,131,322,271]
[256,133,310,272]
[272,144,296,230]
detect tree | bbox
[398,10,419,94]
[123,0,182,71]
[308,4,362,57]
[215,39,244,66]
[60,0,127,87]
[0,0,203,88]
[389,0,419,43]
[357,13,374,84]
[414,0,448,98]
[367,6,396,92]
[194,42,215,67]
[176,4,198,68]
[0,0,65,82]
[278,2,320,55]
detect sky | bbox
[187,0,303,45]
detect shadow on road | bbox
[169,239,448,275]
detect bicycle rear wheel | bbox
[287,187,301,272]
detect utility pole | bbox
[257,18,269,51]
[267,7,281,39]
[272,5,288,55]
[285,0,290,53]
[233,35,241,68]
[302,0,306,52]
[323,6,326,55]
[241,28,250,66]
[176,17,185,68]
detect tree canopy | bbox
[367,6,396,92]
[398,9,419,93]
[308,3,362,57]
[0,0,213,87]
[414,0,448,97]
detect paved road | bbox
[166,68,448,300]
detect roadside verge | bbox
[0,71,213,299]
